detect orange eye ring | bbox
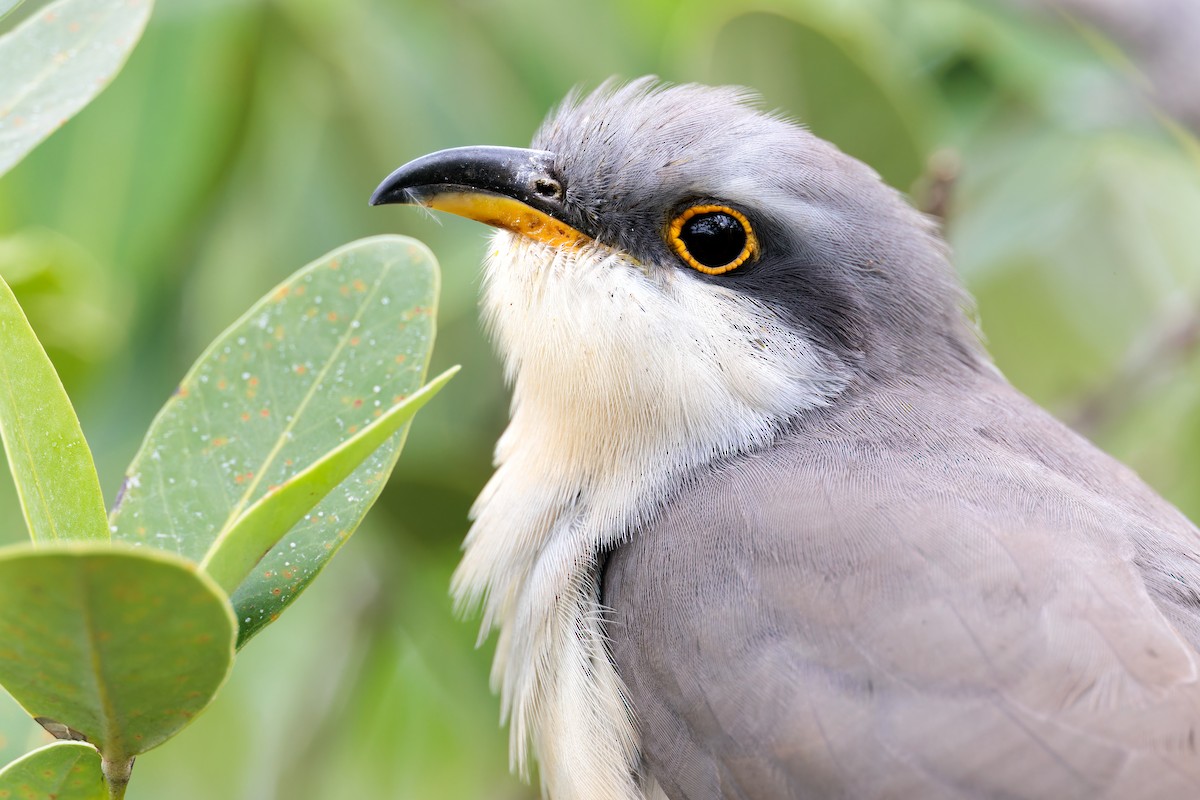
[667,204,758,275]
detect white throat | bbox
[452,231,848,799]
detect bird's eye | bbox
[667,205,758,275]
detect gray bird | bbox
[370,78,1200,800]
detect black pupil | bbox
[680,212,746,268]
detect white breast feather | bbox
[453,230,848,800]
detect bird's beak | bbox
[370,146,591,249]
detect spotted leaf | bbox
[109,236,441,646]
[201,365,455,596]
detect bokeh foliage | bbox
[2,1,1198,798]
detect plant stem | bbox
[102,756,135,800]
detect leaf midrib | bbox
[204,259,396,559]
[76,561,123,761]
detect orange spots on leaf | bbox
[263,570,273,578]
[329,258,341,270]
[240,412,251,422]
[350,336,361,346]
[347,425,360,434]
[69,21,81,32]
[294,364,307,375]
[352,398,363,408]
[212,436,228,447]
[294,285,307,297]
[247,376,259,387]
[352,279,367,292]
[273,286,290,301]
[271,588,282,596]
[260,408,270,418]
[394,354,407,364]
[326,311,339,322]
[217,378,229,391]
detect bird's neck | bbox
[451,233,852,799]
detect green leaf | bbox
[0,741,105,800]
[201,365,456,595]
[0,545,236,765]
[109,236,441,645]
[0,274,107,544]
[0,0,153,178]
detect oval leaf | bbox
[0,741,104,800]
[0,0,153,178]
[0,545,236,763]
[109,236,440,645]
[0,274,107,544]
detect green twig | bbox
[102,756,134,800]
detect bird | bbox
[370,78,1200,800]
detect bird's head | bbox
[373,79,986,469]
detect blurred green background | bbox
[2,0,1199,797]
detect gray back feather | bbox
[605,370,1200,799]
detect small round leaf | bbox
[0,545,236,763]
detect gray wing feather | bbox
[604,373,1200,799]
